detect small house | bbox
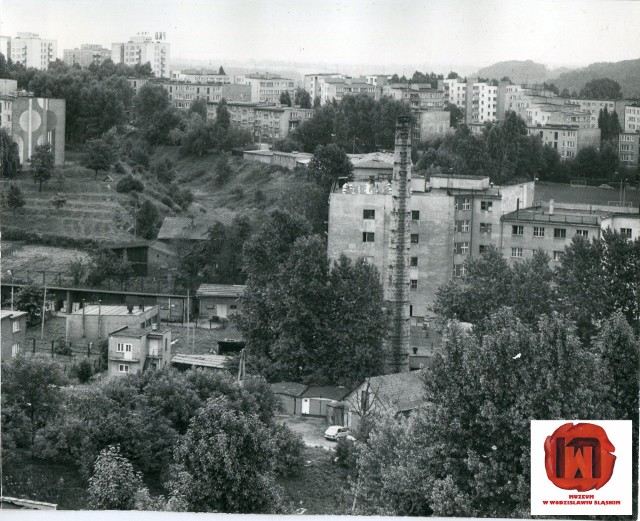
[108,324,172,377]
[271,382,308,415]
[300,386,351,417]
[196,284,245,321]
[343,370,425,431]
[1,310,28,360]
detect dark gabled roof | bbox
[271,382,308,397]
[362,370,425,413]
[302,386,351,401]
[196,284,245,298]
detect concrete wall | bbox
[602,215,640,239]
[66,306,159,342]
[501,182,536,214]
[198,295,241,319]
[108,335,144,377]
[11,97,66,165]
[418,110,451,140]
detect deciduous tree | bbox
[6,184,26,212]
[1,128,21,178]
[307,143,353,193]
[82,138,114,179]
[88,445,143,510]
[28,144,55,192]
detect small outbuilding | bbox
[300,386,351,417]
[196,284,245,321]
[271,382,308,415]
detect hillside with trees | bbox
[476,60,554,84]
[550,58,640,98]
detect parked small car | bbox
[324,425,350,441]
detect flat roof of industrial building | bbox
[71,305,157,316]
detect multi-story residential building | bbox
[164,81,250,109]
[619,132,640,167]
[235,73,295,103]
[63,44,111,68]
[107,324,171,377]
[10,32,57,70]
[112,32,170,78]
[464,79,498,124]
[365,74,390,100]
[414,110,452,141]
[527,125,601,160]
[207,100,313,143]
[319,76,376,105]
[439,78,467,110]
[624,105,640,133]
[383,83,445,111]
[327,173,534,320]
[304,73,344,101]
[1,310,28,360]
[524,104,591,128]
[170,68,230,84]
[0,35,11,59]
[501,202,640,265]
[0,93,66,165]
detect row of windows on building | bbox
[362,232,421,243]
[511,226,589,238]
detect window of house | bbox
[455,197,471,211]
[533,227,545,237]
[118,364,130,373]
[576,229,589,238]
[554,228,567,239]
[481,201,493,212]
[621,228,632,238]
[454,242,469,254]
[511,247,523,258]
[411,234,419,244]
[480,223,492,234]
[410,279,418,290]
[12,320,20,333]
[164,339,168,351]
[410,257,418,267]
[454,264,467,277]
[362,232,375,242]
[411,210,420,221]
[11,342,20,357]
[230,304,238,310]
[479,245,487,254]
[455,220,470,232]
[363,209,375,219]
[512,225,524,236]
[553,251,563,261]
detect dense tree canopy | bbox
[1,128,21,178]
[306,143,353,193]
[28,144,55,191]
[579,78,623,99]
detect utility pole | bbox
[40,284,47,340]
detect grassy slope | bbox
[2,145,302,244]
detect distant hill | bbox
[550,59,640,98]
[475,60,552,84]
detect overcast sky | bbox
[2,0,639,73]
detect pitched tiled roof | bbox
[302,386,351,401]
[271,382,308,397]
[364,370,425,414]
[196,284,245,298]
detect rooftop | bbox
[71,305,157,316]
[110,326,170,338]
[196,284,246,298]
[1,309,28,320]
[302,386,351,401]
[501,207,605,225]
[271,382,308,397]
[171,354,230,369]
[361,370,425,413]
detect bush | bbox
[271,424,304,477]
[53,338,73,356]
[72,359,94,383]
[114,161,126,175]
[161,195,174,208]
[180,168,206,183]
[231,187,244,201]
[116,175,144,193]
[335,437,357,471]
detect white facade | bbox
[112,33,170,78]
[624,106,640,133]
[9,33,57,70]
[235,73,295,103]
[441,78,467,109]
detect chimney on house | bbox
[387,116,411,373]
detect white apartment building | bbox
[304,73,344,102]
[9,33,57,70]
[440,78,467,109]
[112,32,170,78]
[467,81,498,124]
[624,105,640,133]
[0,36,11,59]
[171,69,230,84]
[235,73,295,103]
[63,44,111,68]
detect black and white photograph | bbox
[0,0,638,518]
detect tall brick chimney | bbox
[387,115,411,372]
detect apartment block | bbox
[624,105,640,133]
[619,132,640,167]
[464,79,498,124]
[439,78,467,109]
[527,126,601,160]
[63,44,111,68]
[235,73,295,103]
[501,203,640,265]
[207,100,313,143]
[383,83,445,111]
[327,174,534,320]
[171,69,230,84]
[9,33,57,70]
[0,94,66,165]
[108,324,171,377]
[164,81,251,109]
[524,104,592,128]
[319,76,376,105]
[415,110,452,141]
[112,32,170,78]
[0,35,11,59]
[304,73,344,101]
